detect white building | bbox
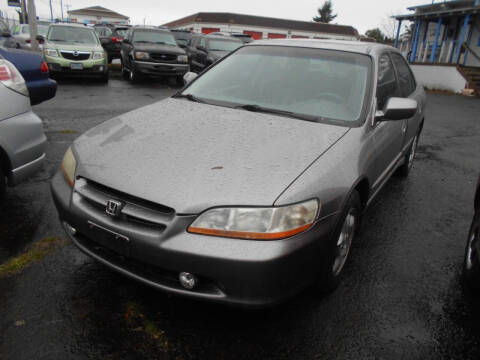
[67,6,129,25]
[163,12,358,40]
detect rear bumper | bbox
[28,78,57,106]
[133,60,189,76]
[0,111,47,186]
[51,171,338,307]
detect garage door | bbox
[243,30,263,40]
[268,33,287,39]
[202,27,220,34]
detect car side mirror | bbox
[375,97,418,122]
[122,38,131,44]
[36,35,45,43]
[183,71,198,85]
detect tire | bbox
[99,71,109,83]
[397,132,419,178]
[315,190,361,292]
[463,210,480,291]
[129,68,140,82]
[0,166,5,200]
[175,75,184,86]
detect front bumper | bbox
[45,54,107,76]
[133,60,189,76]
[0,111,47,186]
[51,172,337,307]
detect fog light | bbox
[179,272,197,290]
[63,221,77,236]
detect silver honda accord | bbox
[51,39,426,306]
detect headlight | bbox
[44,48,59,57]
[93,51,104,60]
[61,147,77,187]
[177,55,188,63]
[135,52,149,60]
[188,199,319,240]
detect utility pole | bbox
[60,0,64,21]
[27,0,39,51]
[49,0,53,21]
[20,0,27,24]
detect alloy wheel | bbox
[332,209,356,276]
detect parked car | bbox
[11,23,49,50]
[170,29,192,49]
[187,34,242,72]
[231,33,253,43]
[51,40,426,307]
[120,27,189,83]
[0,19,15,49]
[0,46,57,105]
[463,176,480,290]
[0,58,47,199]
[209,32,253,43]
[94,24,130,63]
[41,23,109,82]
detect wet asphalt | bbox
[1,73,480,360]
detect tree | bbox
[365,28,394,44]
[313,1,337,24]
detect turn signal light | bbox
[40,61,49,73]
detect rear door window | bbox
[391,53,416,97]
[376,53,399,110]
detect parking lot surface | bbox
[1,72,480,360]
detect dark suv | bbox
[120,27,189,83]
[95,24,130,63]
[187,34,242,73]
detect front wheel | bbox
[315,191,361,292]
[99,71,109,83]
[464,211,480,291]
[397,133,419,178]
[129,68,140,82]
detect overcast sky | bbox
[0,0,431,35]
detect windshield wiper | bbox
[134,40,153,43]
[174,93,207,104]
[235,104,319,122]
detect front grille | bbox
[74,177,174,231]
[60,51,91,61]
[150,53,178,62]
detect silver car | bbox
[0,59,47,198]
[12,24,49,50]
[51,40,426,306]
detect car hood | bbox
[133,43,186,55]
[74,98,348,214]
[45,41,103,52]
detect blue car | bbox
[0,46,57,106]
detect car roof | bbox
[247,39,396,56]
[50,23,94,29]
[205,34,242,42]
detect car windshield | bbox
[181,46,371,124]
[22,25,49,36]
[47,26,98,44]
[208,39,242,52]
[132,31,177,45]
[115,29,129,37]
